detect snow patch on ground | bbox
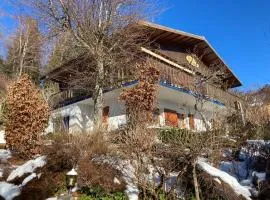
[7,156,46,182]
[92,156,139,200]
[0,130,5,144]
[247,140,270,147]
[0,149,11,161]
[0,182,20,200]
[252,171,266,181]
[20,173,37,187]
[197,158,252,200]
[93,156,187,200]
[220,161,248,180]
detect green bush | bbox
[79,186,128,200]
[158,127,189,143]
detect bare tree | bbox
[18,0,155,126]
[6,16,42,82]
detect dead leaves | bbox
[119,61,160,124]
[5,74,50,158]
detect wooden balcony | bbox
[157,60,244,109]
[49,90,89,109]
[48,62,244,110]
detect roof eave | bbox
[140,20,243,88]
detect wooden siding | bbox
[153,58,244,109]
[49,59,244,110]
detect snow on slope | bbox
[7,156,46,182]
[197,158,252,200]
[0,149,11,161]
[92,156,139,200]
[0,130,5,144]
[0,182,20,200]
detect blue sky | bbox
[0,0,270,90]
[154,0,270,90]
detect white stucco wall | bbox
[46,102,94,133]
[46,90,127,133]
[0,130,5,144]
[47,84,227,133]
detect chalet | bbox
[43,21,244,133]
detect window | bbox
[59,83,68,92]
[234,101,242,111]
[153,108,160,123]
[188,114,195,130]
[177,113,185,128]
[102,106,110,124]
[52,115,70,133]
[164,109,178,127]
[63,116,70,131]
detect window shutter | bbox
[164,109,178,127]
[188,114,195,130]
[102,106,110,124]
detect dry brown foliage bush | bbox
[111,125,160,198]
[17,168,66,200]
[43,131,120,193]
[119,61,160,125]
[44,131,110,172]
[5,74,50,158]
[116,126,157,155]
[78,159,126,193]
[246,105,269,127]
[44,133,78,172]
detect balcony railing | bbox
[205,84,244,108]
[49,90,89,109]
[157,60,244,109]
[48,62,244,110]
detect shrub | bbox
[78,160,126,194]
[44,133,79,172]
[43,131,121,196]
[5,74,50,158]
[79,186,128,200]
[44,131,110,172]
[119,61,160,126]
[158,127,190,143]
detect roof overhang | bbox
[139,21,242,88]
[43,21,242,89]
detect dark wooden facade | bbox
[43,21,244,110]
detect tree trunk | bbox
[193,162,200,200]
[93,60,104,127]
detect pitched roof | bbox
[140,21,242,88]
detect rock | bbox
[258,186,270,200]
[0,150,11,162]
[252,171,266,186]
